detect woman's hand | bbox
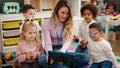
[46,55,54,64]
[46,55,48,62]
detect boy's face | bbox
[89,28,103,41]
[83,9,93,23]
[23,9,35,19]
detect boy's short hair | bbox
[81,3,98,19]
[89,23,102,32]
[22,4,35,13]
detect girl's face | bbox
[58,7,69,22]
[109,5,113,9]
[83,9,93,23]
[89,28,103,41]
[23,27,37,42]
[23,9,35,19]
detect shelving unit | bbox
[0,19,21,53]
[0,12,51,53]
[0,20,3,53]
[24,0,59,12]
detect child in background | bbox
[106,3,115,15]
[20,4,41,33]
[77,3,98,49]
[88,23,118,68]
[16,21,44,68]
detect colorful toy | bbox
[0,53,6,64]
[67,42,79,52]
[0,51,16,65]
[67,35,79,52]
[2,2,20,14]
[0,56,2,65]
[116,14,120,18]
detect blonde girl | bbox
[16,21,44,68]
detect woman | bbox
[39,0,73,68]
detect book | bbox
[67,42,79,52]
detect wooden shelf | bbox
[0,12,52,21]
[24,0,59,12]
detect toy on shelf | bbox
[42,8,52,11]
[0,53,6,64]
[0,51,16,64]
[2,2,20,14]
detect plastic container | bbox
[2,21,21,30]
[3,29,20,37]
[4,37,20,46]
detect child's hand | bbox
[32,53,38,59]
[80,40,88,48]
[26,52,31,60]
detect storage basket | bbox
[2,21,21,30]
[3,29,20,37]
[4,37,20,46]
[35,19,42,24]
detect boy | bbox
[88,23,118,68]
[20,4,41,33]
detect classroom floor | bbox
[103,31,120,57]
[108,32,120,67]
[110,40,120,57]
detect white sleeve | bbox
[87,43,93,64]
[19,20,24,33]
[77,24,83,42]
[59,39,71,52]
[103,43,118,68]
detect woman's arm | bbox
[42,21,53,54]
[59,39,71,52]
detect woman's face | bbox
[58,6,69,22]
